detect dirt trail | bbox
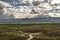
[27,33,40,40]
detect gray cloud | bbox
[0,1,15,19]
[0,3,5,15]
[32,1,40,6]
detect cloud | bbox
[0,1,5,15]
[0,1,15,19]
[32,1,40,6]
[0,0,60,19]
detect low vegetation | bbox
[0,23,60,40]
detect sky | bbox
[0,0,60,19]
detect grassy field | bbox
[0,23,60,40]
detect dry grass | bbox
[0,23,60,40]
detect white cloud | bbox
[0,0,60,19]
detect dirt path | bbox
[27,33,40,40]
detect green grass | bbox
[0,23,60,40]
[0,23,60,28]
